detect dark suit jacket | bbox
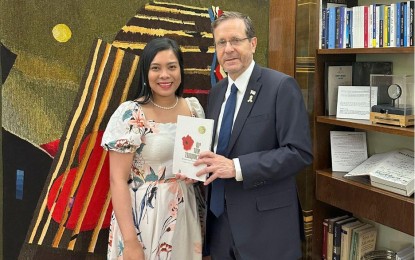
[207,64,313,260]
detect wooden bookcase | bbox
[311,46,415,258]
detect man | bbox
[195,11,313,260]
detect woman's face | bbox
[148,49,181,99]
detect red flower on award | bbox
[182,135,194,151]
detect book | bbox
[376,5,381,47]
[379,4,385,47]
[325,62,353,115]
[328,6,337,49]
[397,2,402,47]
[340,220,365,260]
[384,5,390,47]
[391,3,397,47]
[407,0,415,47]
[172,115,214,181]
[349,223,374,260]
[344,149,414,196]
[401,2,405,46]
[333,217,356,260]
[322,218,329,260]
[409,0,414,46]
[319,0,348,48]
[327,215,350,260]
[355,225,377,260]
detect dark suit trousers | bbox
[208,209,242,260]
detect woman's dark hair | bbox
[135,37,185,103]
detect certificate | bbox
[336,86,378,120]
[172,115,214,181]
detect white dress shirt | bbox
[214,61,255,181]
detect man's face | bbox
[213,18,257,80]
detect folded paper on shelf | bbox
[344,149,414,196]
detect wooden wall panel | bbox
[268,0,296,76]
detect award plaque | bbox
[369,74,414,127]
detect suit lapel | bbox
[227,65,262,154]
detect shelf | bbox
[317,47,414,55]
[316,116,414,137]
[316,170,414,236]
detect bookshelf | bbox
[312,35,414,260]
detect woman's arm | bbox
[109,150,145,260]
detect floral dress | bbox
[101,97,205,260]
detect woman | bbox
[101,37,205,260]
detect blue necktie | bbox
[210,84,238,217]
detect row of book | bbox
[322,215,377,260]
[319,1,415,49]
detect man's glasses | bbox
[215,37,250,48]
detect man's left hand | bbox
[195,151,236,185]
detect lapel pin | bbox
[247,90,256,103]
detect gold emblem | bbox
[198,126,206,134]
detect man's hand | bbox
[195,151,236,185]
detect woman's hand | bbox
[122,239,145,260]
[175,173,197,185]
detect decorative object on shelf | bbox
[362,249,397,260]
[370,74,414,127]
[396,245,415,260]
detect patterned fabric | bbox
[101,97,205,260]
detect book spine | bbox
[327,220,335,260]
[364,6,369,48]
[339,7,346,48]
[397,2,401,46]
[406,1,411,46]
[370,4,375,47]
[404,2,408,46]
[390,3,396,47]
[409,1,415,46]
[328,7,337,49]
[336,7,342,48]
[385,5,390,47]
[410,1,414,46]
[401,2,405,46]
[322,219,329,260]
[322,8,327,48]
[379,5,385,47]
[376,5,380,47]
[333,223,342,260]
[346,9,352,48]
[354,6,360,48]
